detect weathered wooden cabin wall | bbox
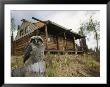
[47,35,57,50]
[38,28,75,51]
[66,38,75,50]
[14,30,37,55]
[13,30,75,55]
[12,20,84,56]
[40,31,75,51]
[58,36,65,50]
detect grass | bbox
[11,53,100,77]
[11,55,24,70]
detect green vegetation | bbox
[78,16,100,52]
[11,53,100,77]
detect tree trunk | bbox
[95,32,98,52]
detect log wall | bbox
[66,39,75,50]
[13,32,75,55]
[14,30,37,55]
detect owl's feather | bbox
[24,44,32,63]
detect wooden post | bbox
[73,36,75,51]
[56,35,59,50]
[64,32,67,51]
[45,25,48,50]
[74,37,77,54]
[79,38,83,51]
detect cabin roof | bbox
[46,20,85,39]
[15,19,85,40]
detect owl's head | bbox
[30,36,43,46]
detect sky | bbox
[11,10,100,50]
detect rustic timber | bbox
[56,35,59,50]
[64,32,67,50]
[45,25,48,49]
[12,18,87,55]
[74,37,77,54]
[32,17,47,24]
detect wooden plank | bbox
[64,32,67,50]
[72,36,75,49]
[74,37,77,54]
[45,25,48,49]
[58,36,63,50]
[56,35,59,50]
[66,39,74,50]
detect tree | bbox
[79,16,100,52]
[78,23,88,52]
[11,18,16,40]
[86,16,100,52]
[78,23,87,36]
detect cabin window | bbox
[48,35,57,44]
[48,38,50,42]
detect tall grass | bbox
[11,55,24,70]
[11,53,100,77]
[44,53,100,77]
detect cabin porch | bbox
[44,49,83,55]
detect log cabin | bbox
[12,17,87,55]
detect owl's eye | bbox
[31,39,36,43]
[31,39,34,42]
[38,39,43,43]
